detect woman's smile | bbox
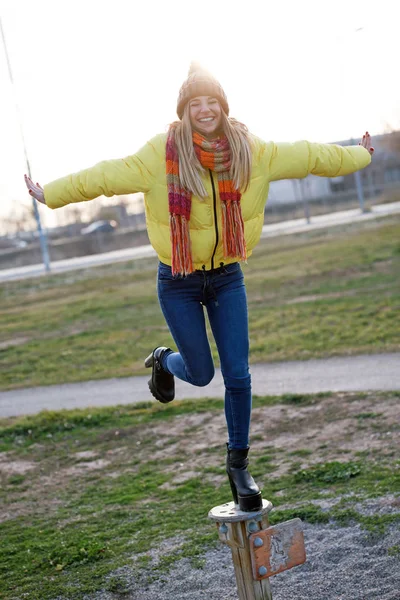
[189,96,222,138]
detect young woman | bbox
[24,63,374,512]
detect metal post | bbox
[366,168,375,202]
[209,500,274,600]
[208,499,307,600]
[298,179,311,224]
[354,170,366,213]
[1,16,51,272]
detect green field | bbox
[0,391,399,599]
[1,215,400,390]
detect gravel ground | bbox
[84,498,400,600]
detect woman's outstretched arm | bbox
[267,131,374,182]
[23,135,163,209]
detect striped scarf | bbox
[166,124,247,276]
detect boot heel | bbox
[238,491,263,513]
[144,353,154,368]
[227,473,239,505]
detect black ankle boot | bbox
[226,444,263,512]
[144,347,175,404]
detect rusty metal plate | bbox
[249,518,306,579]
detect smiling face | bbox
[189,95,223,139]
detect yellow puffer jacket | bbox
[44,133,371,270]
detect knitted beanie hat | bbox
[176,62,229,120]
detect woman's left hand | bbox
[359,131,374,156]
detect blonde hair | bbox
[171,104,253,198]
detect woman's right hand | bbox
[24,174,46,205]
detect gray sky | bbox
[0,0,399,231]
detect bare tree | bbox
[4,199,37,235]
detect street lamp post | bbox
[354,170,366,213]
[0,16,51,272]
[339,26,368,214]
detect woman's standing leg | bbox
[206,263,262,511]
[206,265,251,449]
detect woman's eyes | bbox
[191,100,217,108]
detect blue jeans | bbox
[157,261,251,449]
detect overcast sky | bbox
[0,0,399,230]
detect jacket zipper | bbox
[209,169,218,270]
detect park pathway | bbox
[1,353,399,417]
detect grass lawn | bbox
[0,391,399,599]
[1,215,400,390]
